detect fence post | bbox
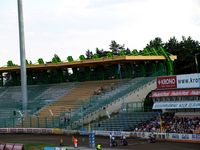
[37,117,39,128]
[45,117,47,128]
[21,117,24,128]
[52,117,55,127]
[30,116,32,128]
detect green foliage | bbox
[109,40,125,55]
[107,52,113,58]
[139,47,160,56]
[79,55,86,61]
[119,50,126,56]
[67,56,73,62]
[2,36,200,75]
[131,49,139,56]
[92,54,99,59]
[96,48,102,55]
[125,48,131,55]
[52,54,61,64]
[165,36,200,74]
[142,48,151,56]
[7,60,15,67]
[95,48,109,57]
[109,40,120,54]
[38,58,45,64]
[146,37,164,50]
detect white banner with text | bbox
[153,101,200,109]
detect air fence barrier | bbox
[0,128,200,144]
[0,143,24,150]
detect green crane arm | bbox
[151,48,158,55]
[159,47,174,75]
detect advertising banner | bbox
[151,89,200,97]
[157,76,177,89]
[52,128,62,134]
[153,101,200,109]
[44,147,68,150]
[0,128,8,133]
[177,73,200,88]
[171,133,179,139]
[13,144,24,150]
[134,132,200,143]
[157,73,200,89]
[44,147,55,150]
[192,134,200,140]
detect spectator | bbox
[134,113,200,134]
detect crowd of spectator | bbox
[134,113,200,134]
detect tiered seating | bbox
[19,80,119,128]
[0,86,23,128]
[92,112,159,131]
[0,87,22,108]
[0,77,155,128]
[0,83,77,127]
[0,108,18,128]
[38,80,119,117]
[28,83,77,114]
[69,77,155,128]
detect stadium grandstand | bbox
[0,52,200,144]
[0,54,176,128]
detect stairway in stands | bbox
[68,77,156,129]
[18,80,120,128]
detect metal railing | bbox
[68,77,156,129]
[0,116,64,128]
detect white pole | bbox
[17,0,28,116]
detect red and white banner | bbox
[151,89,200,97]
[157,73,200,89]
[157,76,177,89]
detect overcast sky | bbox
[0,0,199,66]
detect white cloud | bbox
[0,0,199,65]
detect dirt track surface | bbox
[0,134,199,150]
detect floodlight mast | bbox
[17,0,28,116]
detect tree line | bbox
[6,36,200,75]
[147,36,200,74]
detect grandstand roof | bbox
[0,55,177,72]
